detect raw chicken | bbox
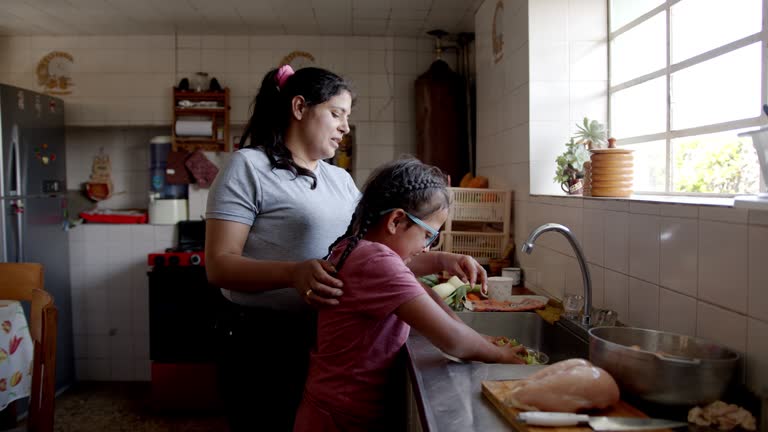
[499,358,620,412]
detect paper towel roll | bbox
[175,120,213,137]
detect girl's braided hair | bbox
[328,158,450,271]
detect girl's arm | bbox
[396,294,526,364]
[205,218,343,306]
[420,280,464,323]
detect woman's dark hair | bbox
[240,67,354,189]
[328,158,451,271]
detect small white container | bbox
[487,276,515,301]
[149,199,188,225]
[501,267,521,286]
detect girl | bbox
[293,159,527,432]
[206,66,492,431]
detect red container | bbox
[79,210,148,224]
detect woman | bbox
[205,65,487,432]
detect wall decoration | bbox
[492,1,504,64]
[36,51,74,95]
[279,51,316,70]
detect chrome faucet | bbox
[521,223,592,327]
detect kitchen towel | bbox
[175,120,213,137]
[185,150,219,188]
[165,150,192,184]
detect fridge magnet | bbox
[36,51,75,96]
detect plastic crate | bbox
[448,188,510,223]
[431,231,507,265]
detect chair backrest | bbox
[0,263,58,432]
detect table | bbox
[0,300,34,411]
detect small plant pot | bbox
[561,178,584,195]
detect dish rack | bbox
[431,188,512,264]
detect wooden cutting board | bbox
[481,380,674,432]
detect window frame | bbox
[607,0,768,196]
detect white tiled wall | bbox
[475,0,768,400]
[528,0,607,195]
[65,127,168,210]
[69,224,175,381]
[0,34,445,188]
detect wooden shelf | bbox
[174,107,226,114]
[172,87,230,153]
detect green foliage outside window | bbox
[673,136,760,194]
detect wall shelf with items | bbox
[431,187,512,264]
[172,88,231,153]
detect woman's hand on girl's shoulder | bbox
[293,259,345,307]
[440,253,488,296]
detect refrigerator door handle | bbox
[8,124,20,197]
[8,125,23,262]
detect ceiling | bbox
[0,0,484,37]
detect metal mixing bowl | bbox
[589,326,740,406]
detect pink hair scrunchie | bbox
[276,65,295,89]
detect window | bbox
[608,0,764,195]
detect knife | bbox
[517,412,688,430]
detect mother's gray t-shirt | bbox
[206,148,359,310]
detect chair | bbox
[0,263,57,432]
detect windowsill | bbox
[530,193,736,207]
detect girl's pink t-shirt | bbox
[303,239,426,423]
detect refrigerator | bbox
[0,84,74,391]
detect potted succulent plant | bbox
[554,138,591,195]
[573,117,607,149]
[554,118,607,194]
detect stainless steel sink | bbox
[457,311,589,363]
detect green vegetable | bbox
[446,276,466,288]
[494,337,519,347]
[459,283,484,293]
[432,282,457,299]
[445,284,468,311]
[523,352,542,365]
[419,274,439,287]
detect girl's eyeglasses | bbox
[380,208,440,248]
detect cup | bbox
[501,267,521,286]
[487,276,515,301]
[562,293,585,319]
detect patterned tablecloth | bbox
[0,301,33,411]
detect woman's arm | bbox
[205,218,344,306]
[396,294,525,364]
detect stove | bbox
[148,220,206,267]
[146,220,223,411]
[147,249,205,267]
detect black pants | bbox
[216,302,317,432]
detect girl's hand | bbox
[292,259,344,307]
[440,253,488,295]
[498,344,528,364]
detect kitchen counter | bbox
[405,331,548,431]
[404,318,733,432]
